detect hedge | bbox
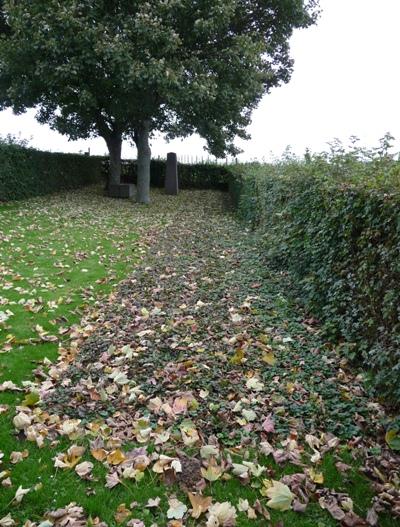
[229,154,400,404]
[103,158,231,190]
[0,142,104,201]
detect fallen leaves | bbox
[114,503,131,524]
[188,493,213,519]
[75,461,93,479]
[53,445,85,469]
[0,515,15,527]
[167,498,188,520]
[206,502,237,527]
[12,412,32,430]
[106,449,126,466]
[385,428,400,451]
[262,480,294,511]
[10,450,29,464]
[2,189,400,525]
[91,448,108,462]
[13,485,30,504]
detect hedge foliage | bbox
[106,159,231,190]
[0,140,104,201]
[230,138,400,404]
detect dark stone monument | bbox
[165,152,179,195]
[108,183,136,199]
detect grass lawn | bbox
[0,187,398,526]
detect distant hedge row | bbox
[107,158,231,190]
[0,140,231,201]
[230,154,400,404]
[0,142,104,201]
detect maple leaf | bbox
[243,461,266,477]
[75,461,93,479]
[13,485,30,504]
[318,496,346,521]
[153,455,177,474]
[167,498,187,520]
[238,498,249,512]
[180,422,200,446]
[126,520,145,527]
[61,419,83,439]
[262,415,275,433]
[0,381,21,392]
[246,377,264,392]
[172,396,189,415]
[230,347,245,365]
[146,497,161,508]
[91,448,108,461]
[21,391,40,407]
[306,468,324,484]
[105,471,121,489]
[107,449,126,465]
[188,493,213,519]
[133,419,152,443]
[9,450,29,464]
[242,408,258,424]
[206,502,237,527]
[201,464,223,482]
[262,351,276,365]
[114,504,131,524]
[53,448,83,470]
[262,480,294,511]
[0,514,15,527]
[13,412,31,430]
[200,445,219,459]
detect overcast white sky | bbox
[0,0,399,161]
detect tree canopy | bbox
[0,0,319,203]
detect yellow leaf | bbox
[107,449,126,465]
[307,468,324,484]
[22,391,40,407]
[262,352,276,366]
[230,347,245,365]
[286,382,295,394]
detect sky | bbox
[0,0,399,161]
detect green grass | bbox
[0,187,397,526]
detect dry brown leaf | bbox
[188,493,213,519]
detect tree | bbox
[0,1,319,203]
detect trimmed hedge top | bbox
[0,141,104,201]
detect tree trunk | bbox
[106,134,122,186]
[135,120,151,204]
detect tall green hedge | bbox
[229,152,400,404]
[105,158,231,190]
[0,142,104,201]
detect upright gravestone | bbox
[165,152,179,195]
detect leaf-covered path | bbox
[2,190,399,526]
